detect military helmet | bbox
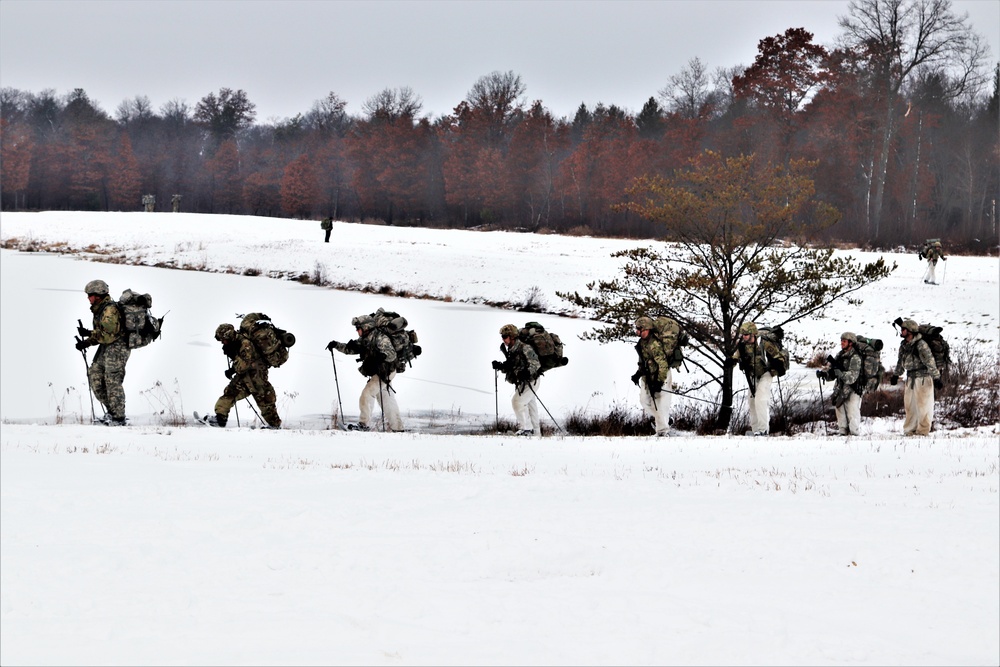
[214,323,236,342]
[351,315,375,333]
[499,324,519,339]
[634,316,654,331]
[84,279,109,296]
[739,322,758,336]
[841,332,857,344]
[900,318,919,333]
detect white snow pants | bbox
[902,375,935,436]
[748,372,773,434]
[835,391,862,435]
[511,377,541,435]
[638,371,672,435]
[359,371,403,431]
[926,259,938,284]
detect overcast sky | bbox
[2,0,998,122]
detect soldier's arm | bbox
[839,353,862,386]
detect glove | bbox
[942,256,947,261]
[826,355,837,367]
[492,360,505,371]
[77,325,92,338]
[345,339,361,354]
[933,378,943,390]
[325,340,338,351]
[816,370,827,381]
[74,338,91,351]
[630,370,642,386]
[648,379,664,395]
[890,374,899,386]
[559,356,569,366]
[224,368,236,379]
[769,369,778,377]
[412,345,422,356]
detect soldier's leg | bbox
[914,376,934,435]
[88,348,109,411]
[358,375,380,427]
[637,379,656,420]
[902,378,918,435]
[253,381,281,428]
[214,380,248,423]
[526,377,540,434]
[834,402,849,434]
[379,372,403,431]
[751,373,773,433]
[102,343,131,420]
[846,392,862,435]
[511,385,532,431]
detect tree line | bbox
[1,0,997,249]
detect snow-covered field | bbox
[1,212,998,666]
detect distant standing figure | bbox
[919,239,946,285]
[172,194,182,213]
[321,217,333,243]
[142,194,155,212]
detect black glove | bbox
[412,345,422,356]
[224,368,236,379]
[559,356,569,366]
[492,360,505,371]
[933,378,943,390]
[325,340,338,351]
[890,374,899,386]
[345,339,361,354]
[816,370,827,381]
[826,355,837,368]
[630,370,642,386]
[75,338,91,351]
[77,325,92,338]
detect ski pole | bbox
[227,358,240,428]
[776,373,787,434]
[527,382,565,434]
[378,375,387,432]
[74,335,96,422]
[817,374,829,436]
[494,369,499,432]
[329,349,345,428]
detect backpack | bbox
[371,308,419,373]
[519,321,568,372]
[651,316,689,369]
[117,289,165,350]
[916,323,950,375]
[853,336,885,394]
[238,313,295,368]
[320,218,333,230]
[919,238,943,260]
[757,325,789,377]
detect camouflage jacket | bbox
[88,296,122,346]
[500,339,540,387]
[831,347,863,403]
[635,335,671,383]
[732,337,781,381]
[894,334,939,379]
[332,330,397,379]
[224,335,268,378]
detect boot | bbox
[205,413,227,428]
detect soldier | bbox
[630,316,675,437]
[817,332,863,436]
[321,217,333,243]
[75,279,130,426]
[171,194,182,213]
[921,239,947,285]
[492,323,542,436]
[731,322,780,436]
[203,323,282,428]
[326,315,403,432]
[890,318,940,436]
[142,194,155,212]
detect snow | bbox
[1,211,998,666]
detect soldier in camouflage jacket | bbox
[890,318,940,436]
[75,279,130,426]
[818,332,863,435]
[731,322,781,436]
[205,323,281,428]
[492,323,542,436]
[630,316,675,437]
[326,315,403,431]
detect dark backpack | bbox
[854,336,885,394]
[239,313,295,368]
[371,308,420,373]
[117,289,165,350]
[757,325,789,377]
[916,323,950,375]
[651,316,689,369]
[519,321,568,372]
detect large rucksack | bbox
[239,313,295,368]
[651,316,689,369]
[371,308,420,373]
[917,323,950,375]
[117,289,165,350]
[919,238,942,260]
[757,325,789,377]
[854,335,885,394]
[519,321,568,372]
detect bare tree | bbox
[361,86,422,123]
[464,70,526,143]
[838,0,990,243]
[659,57,713,119]
[115,95,154,126]
[307,91,351,135]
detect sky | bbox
[1,0,998,123]
[0,213,998,665]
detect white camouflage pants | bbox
[747,372,773,434]
[638,370,672,434]
[511,376,541,435]
[359,371,403,431]
[903,375,935,436]
[835,391,862,435]
[926,259,938,283]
